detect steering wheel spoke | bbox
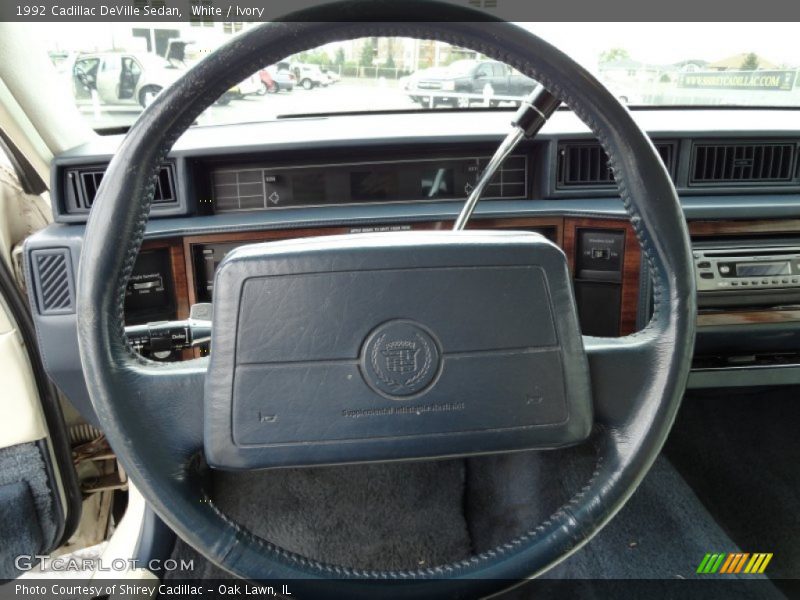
[95,357,207,474]
[585,331,667,429]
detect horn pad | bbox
[204,231,592,469]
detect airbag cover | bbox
[205,231,591,469]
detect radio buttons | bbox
[697,261,711,269]
[719,265,731,274]
[700,272,714,279]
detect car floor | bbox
[168,457,781,595]
[664,385,800,588]
[166,390,792,600]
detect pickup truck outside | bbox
[407,59,537,107]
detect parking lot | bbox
[78,79,427,130]
[71,70,800,131]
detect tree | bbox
[359,39,375,67]
[292,50,330,66]
[740,52,759,70]
[334,48,345,66]
[599,48,630,64]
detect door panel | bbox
[0,160,79,579]
[0,318,47,447]
[0,287,69,578]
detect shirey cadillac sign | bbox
[679,70,797,91]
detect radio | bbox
[694,247,800,292]
[694,246,800,308]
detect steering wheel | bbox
[76,2,695,597]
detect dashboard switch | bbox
[576,229,625,282]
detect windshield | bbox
[32,22,800,131]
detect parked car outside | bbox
[71,51,183,108]
[258,68,275,95]
[407,59,537,108]
[258,65,296,93]
[401,66,448,95]
[231,72,262,98]
[320,66,341,85]
[292,63,328,89]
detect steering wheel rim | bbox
[76,2,695,596]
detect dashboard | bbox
[204,154,528,211]
[24,109,800,424]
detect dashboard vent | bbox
[66,163,177,211]
[556,141,675,189]
[689,141,796,185]
[152,165,177,204]
[75,169,104,208]
[30,249,75,315]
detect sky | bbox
[523,23,800,68]
[30,21,800,70]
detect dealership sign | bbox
[679,70,797,91]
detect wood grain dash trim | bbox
[153,215,644,338]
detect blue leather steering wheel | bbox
[76,2,695,597]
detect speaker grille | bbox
[31,249,75,315]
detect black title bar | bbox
[3,0,800,22]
